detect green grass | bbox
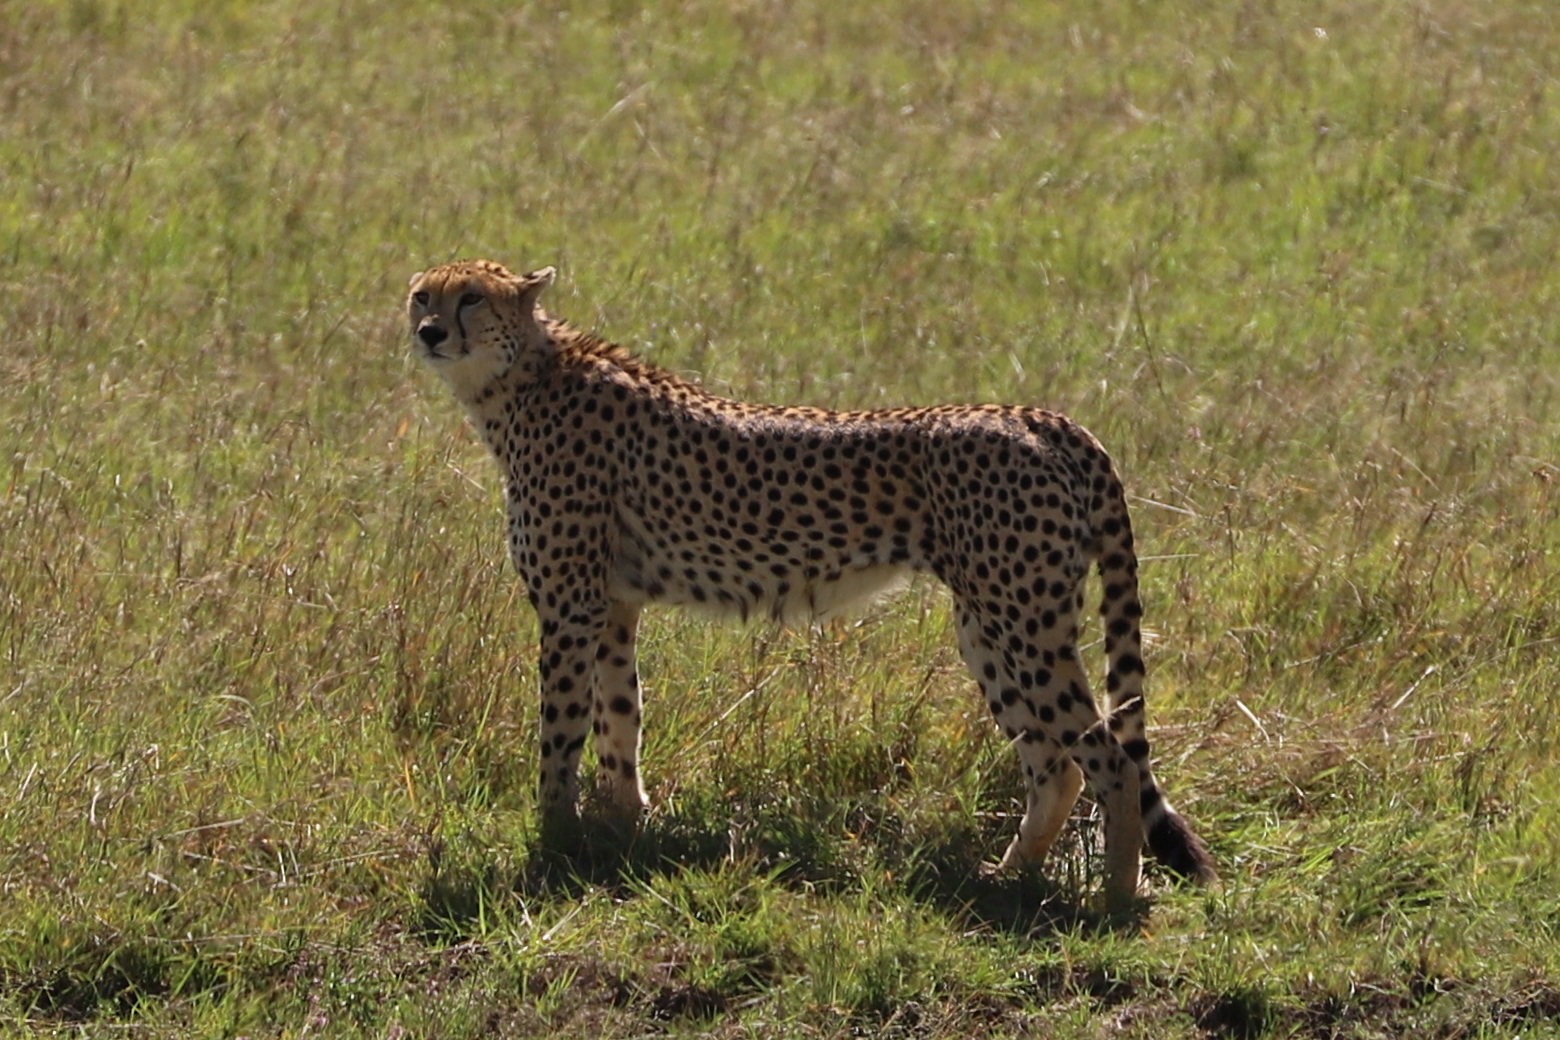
[4,0,1560,1035]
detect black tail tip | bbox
[1147,812,1218,884]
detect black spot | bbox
[1114,653,1144,675]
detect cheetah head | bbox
[407,260,557,402]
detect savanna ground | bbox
[3,0,1560,1036]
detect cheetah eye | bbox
[459,292,485,308]
[412,291,430,307]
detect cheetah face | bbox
[407,260,556,402]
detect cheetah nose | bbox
[417,323,449,349]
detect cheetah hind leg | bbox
[994,749,1144,917]
[1095,751,1144,916]
[953,614,1088,880]
[998,755,1086,870]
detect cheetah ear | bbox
[408,270,424,287]
[513,267,556,325]
[519,266,557,297]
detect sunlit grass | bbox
[3,0,1560,1035]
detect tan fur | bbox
[406,260,1216,909]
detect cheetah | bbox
[406,259,1216,910]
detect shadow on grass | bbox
[412,810,733,944]
[7,934,244,1024]
[898,837,1104,938]
[413,803,1123,945]
[17,943,174,1022]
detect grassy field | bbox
[4,0,1560,1035]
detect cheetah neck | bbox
[466,311,751,457]
[541,315,685,388]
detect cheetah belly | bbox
[777,562,912,624]
[608,513,912,624]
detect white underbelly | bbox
[607,519,913,624]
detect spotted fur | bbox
[406,259,1216,908]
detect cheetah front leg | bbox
[533,599,609,839]
[590,600,649,821]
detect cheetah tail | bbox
[1146,804,1219,883]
